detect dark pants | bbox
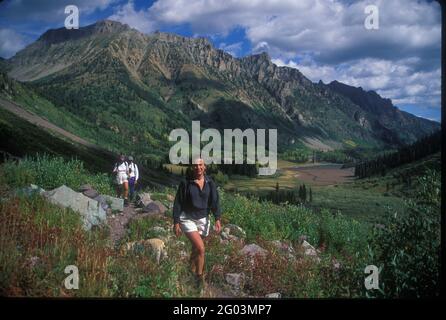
[129,177,136,200]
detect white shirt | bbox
[114,161,128,176]
[128,162,139,181]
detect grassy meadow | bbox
[0,154,441,298]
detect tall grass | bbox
[0,154,114,195]
[0,156,440,298]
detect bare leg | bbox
[185,231,205,276]
[123,181,129,200]
[190,246,197,273]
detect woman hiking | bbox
[172,158,222,290]
[113,154,129,205]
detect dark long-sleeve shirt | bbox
[173,175,221,224]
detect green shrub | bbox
[370,170,441,298]
[0,154,114,195]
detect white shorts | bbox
[116,172,128,185]
[179,212,210,237]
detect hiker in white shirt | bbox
[113,154,129,204]
[127,156,139,201]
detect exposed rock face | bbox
[94,194,124,212]
[5,19,439,150]
[142,201,167,215]
[136,192,152,208]
[301,240,321,262]
[43,185,106,230]
[327,80,438,145]
[240,244,268,258]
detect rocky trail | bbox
[106,204,156,246]
[18,183,325,298]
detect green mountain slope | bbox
[3,20,440,158]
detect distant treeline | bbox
[181,162,258,179]
[243,183,313,205]
[355,130,441,178]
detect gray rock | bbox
[301,240,321,262]
[271,240,295,257]
[332,258,341,270]
[265,292,281,298]
[142,201,167,215]
[25,256,41,268]
[95,194,123,212]
[43,185,106,231]
[225,224,246,238]
[240,244,267,258]
[220,231,230,240]
[136,192,152,208]
[225,273,245,289]
[17,184,46,197]
[79,184,93,192]
[82,188,99,199]
[301,240,318,257]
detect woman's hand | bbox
[214,219,222,234]
[173,223,181,237]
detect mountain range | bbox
[1,20,439,161]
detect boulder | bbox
[93,195,109,211]
[301,240,321,262]
[301,240,318,257]
[142,201,167,215]
[240,244,267,258]
[43,185,106,231]
[225,273,245,289]
[79,184,93,192]
[82,188,99,199]
[136,192,152,207]
[94,194,123,212]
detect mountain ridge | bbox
[3,20,440,157]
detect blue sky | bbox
[0,0,441,122]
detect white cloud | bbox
[219,41,243,57]
[273,57,441,110]
[0,29,31,58]
[143,0,440,65]
[108,1,156,33]
[108,0,440,113]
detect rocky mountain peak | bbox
[92,19,131,34]
[37,19,131,45]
